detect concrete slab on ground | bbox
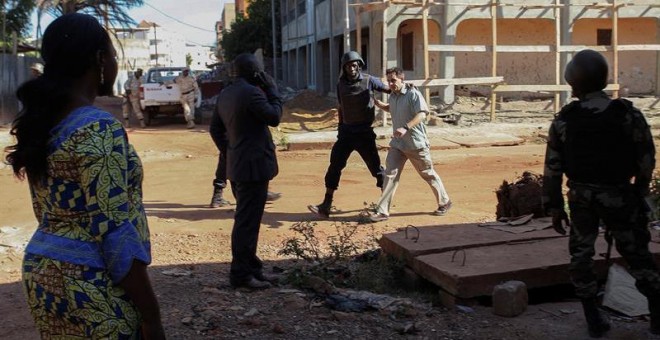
[441,132,525,147]
[412,236,660,298]
[380,223,660,299]
[378,223,563,264]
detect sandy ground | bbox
[1,95,660,339]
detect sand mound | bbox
[281,90,338,132]
[284,90,336,112]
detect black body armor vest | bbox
[562,99,636,185]
[337,75,373,125]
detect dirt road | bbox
[1,100,659,339]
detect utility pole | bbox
[153,23,159,66]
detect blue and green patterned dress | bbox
[22,106,151,339]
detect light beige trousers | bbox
[375,146,449,216]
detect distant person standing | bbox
[308,51,389,218]
[368,67,451,222]
[175,67,200,129]
[543,49,660,338]
[30,62,43,78]
[122,68,146,128]
[215,53,282,289]
[209,111,231,208]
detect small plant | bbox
[278,221,362,265]
[278,133,289,149]
[278,221,390,289]
[278,221,322,262]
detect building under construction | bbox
[279,0,659,116]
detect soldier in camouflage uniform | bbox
[174,67,200,129]
[542,49,660,338]
[122,68,145,128]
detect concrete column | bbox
[439,5,458,105]
[344,0,351,51]
[308,0,317,90]
[330,36,341,96]
[384,17,398,70]
[329,1,336,95]
[559,2,574,105]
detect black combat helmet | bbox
[564,49,608,95]
[233,53,262,79]
[341,51,364,68]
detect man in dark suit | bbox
[215,53,282,289]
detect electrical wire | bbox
[143,2,216,33]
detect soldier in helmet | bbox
[175,67,200,129]
[308,51,390,218]
[542,49,660,338]
[122,68,146,128]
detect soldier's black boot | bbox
[209,187,230,208]
[649,296,660,335]
[581,298,610,338]
[308,193,332,218]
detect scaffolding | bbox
[349,0,660,120]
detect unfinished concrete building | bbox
[279,0,660,115]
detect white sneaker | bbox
[368,212,389,222]
[186,121,195,129]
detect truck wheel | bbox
[144,107,158,126]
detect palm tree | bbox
[35,0,144,38]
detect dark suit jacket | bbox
[215,77,282,182]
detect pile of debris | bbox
[495,171,546,219]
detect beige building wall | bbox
[572,18,658,94]
[454,19,555,92]
[396,19,441,80]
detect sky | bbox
[30,0,225,47]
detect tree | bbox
[35,0,144,37]
[0,0,36,47]
[220,0,280,61]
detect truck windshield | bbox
[148,70,183,83]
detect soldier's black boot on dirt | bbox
[209,187,230,208]
[581,298,610,338]
[308,193,332,218]
[649,296,660,335]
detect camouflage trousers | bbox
[567,182,660,299]
[122,96,143,120]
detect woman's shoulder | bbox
[50,106,123,150]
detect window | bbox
[597,29,612,46]
[402,32,414,71]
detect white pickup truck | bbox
[139,67,201,126]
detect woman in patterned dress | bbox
[4,13,164,339]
